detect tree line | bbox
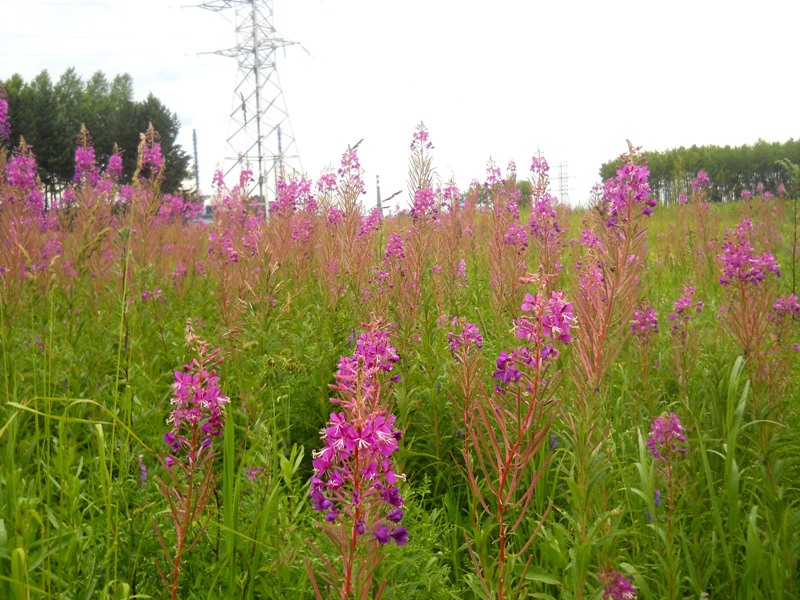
[1,68,192,200]
[600,139,800,203]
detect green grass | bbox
[1,191,798,599]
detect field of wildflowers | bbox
[1,99,799,599]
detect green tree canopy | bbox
[599,139,800,203]
[2,68,191,198]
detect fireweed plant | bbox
[207,167,278,333]
[629,301,659,412]
[685,170,719,284]
[130,124,168,267]
[528,152,564,284]
[391,122,438,328]
[314,145,381,309]
[572,142,655,396]
[306,316,407,599]
[762,293,800,402]
[484,161,529,321]
[668,284,704,401]
[600,568,637,600]
[716,218,782,406]
[566,142,655,598]
[153,322,230,600]
[646,413,688,600]
[450,275,574,599]
[0,137,60,309]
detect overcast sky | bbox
[2,0,798,207]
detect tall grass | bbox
[0,118,798,598]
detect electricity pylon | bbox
[200,0,301,203]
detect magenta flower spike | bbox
[631,304,659,339]
[601,569,637,599]
[154,324,230,600]
[718,219,781,286]
[647,413,687,462]
[307,316,407,597]
[601,158,657,227]
[0,91,10,142]
[74,145,100,185]
[691,170,711,192]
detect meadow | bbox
[0,120,798,599]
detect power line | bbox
[0,51,198,57]
[0,33,198,40]
[0,1,128,5]
[0,0,179,5]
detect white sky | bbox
[2,0,798,207]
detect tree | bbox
[599,139,800,203]
[1,68,192,197]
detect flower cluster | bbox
[456,258,468,286]
[493,290,574,391]
[310,410,403,522]
[410,122,433,152]
[269,175,313,215]
[410,186,437,223]
[630,303,659,339]
[74,144,100,185]
[493,347,533,388]
[385,233,405,262]
[447,317,484,355]
[440,182,461,211]
[601,157,657,228]
[517,290,574,344]
[529,191,561,242]
[691,170,711,192]
[157,193,203,224]
[164,335,229,466]
[5,146,46,217]
[337,147,366,196]
[326,206,345,227]
[317,171,337,194]
[581,229,604,251]
[5,150,38,190]
[530,154,549,176]
[504,220,528,253]
[334,327,400,394]
[0,91,10,141]
[717,219,781,285]
[600,569,637,599]
[291,214,313,243]
[646,413,687,462]
[669,284,703,335]
[106,151,123,181]
[771,294,800,322]
[310,318,407,547]
[357,207,382,240]
[528,152,562,248]
[141,137,163,177]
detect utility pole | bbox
[376,175,382,216]
[192,128,200,195]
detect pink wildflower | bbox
[601,569,637,599]
[691,171,711,192]
[647,413,687,462]
[631,304,659,339]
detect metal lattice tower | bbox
[557,161,570,205]
[200,0,301,203]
